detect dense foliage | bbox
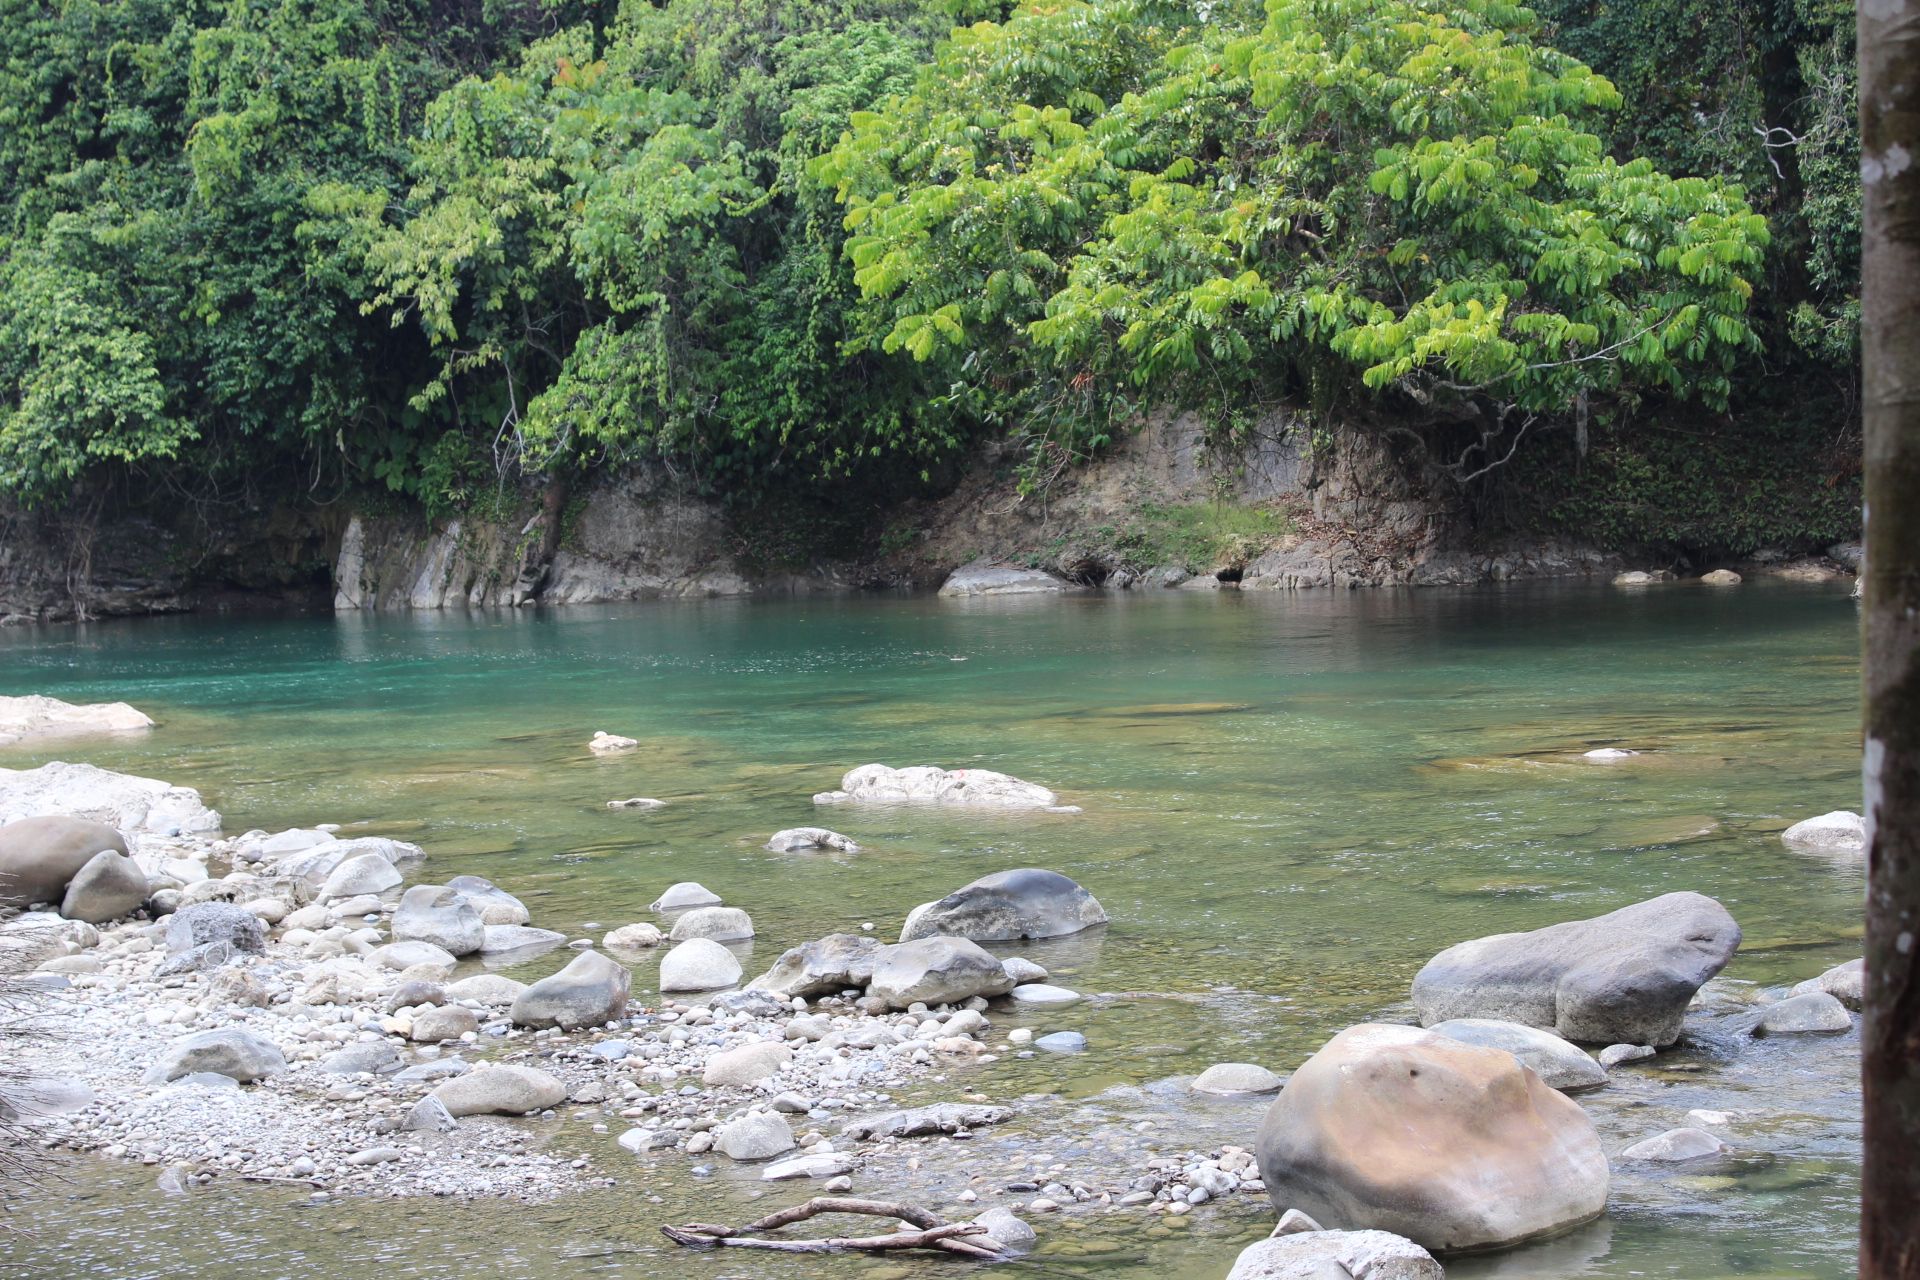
[0,0,1863,557]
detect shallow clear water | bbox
[0,582,1867,1278]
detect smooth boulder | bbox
[1226,1231,1444,1280]
[899,868,1107,943]
[446,874,530,925]
[1754,991,1852,1035]
[510,950,631,1029]
[651,881,722,911]
[0,816,129,909]
[1256,1024,1609,1254]
[937,561,1068,597]
[703,1041,792,1087]
[317,852,403,902]
[713,1111,796,1160]
[58,848,148,922]
[1192,1063,1284,1096]
[658,938,742,992]
[393,884,484,957]
[766,827,861,853]
[749,933,880,998]
[1620,1127,1729,1162]
[144,1029,285,1084]
[867,936,1014,1009]
[1791,958,1865,1010]
[669,906,754,943]
[431,1065,566,1117]
[1780,810,1866,853]
[1411,891,1740,1047]
[1425,1019,1608,1092]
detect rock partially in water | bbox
[1791,958,1864,1010]
[714,1111,795,1161]
[0,695,154,746]
[589,730,637,753]
[1192,1063,1284,1096]
[144,1028,285,1085]
[1754,991,1852,1035]
[1780,810,1865,856]
[0,816,129,911]
[0,762,219,835]
[1035,1031,1087,1053]
[815,764,1072,812]
[899,868,1108,942]
[510,950,631,1029]
[393,885,484,957]
[1226,1230,1443,1279]
[765,827,861,853]
[431,1064,565,1116]
[937,561,1069,597]
[446,875,530,926]
[1008,983,1082,1006]
[1425,1019,1608,1092]
[1700,569,1743,585]
[603,922,664,949]
[1582,747,1638,761]
[1620,1127,1730,1162]
[1411,891,1741,1047]
[651,881,722,911]
[669,906,754,943]
[607,797,666,810]
[843,1103,1013,1140]
[1598,1043,1655,1068]
[59,848,148,923]
[749,932,879,999]
[1256,1023,1609,1254]
[658,938,741,992]
[867,936,1015,1008]
[972,1206,1036,1252]
[481,924,567,955]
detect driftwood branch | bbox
[662,1195,1005,1261]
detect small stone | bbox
[1033,1031,1086,1053]
[1598,1043,1656,1068]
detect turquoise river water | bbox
[0,581,1867,1279]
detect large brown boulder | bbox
[1256,1024,1609,1254]
[1411,891,1740,1047]
[0,816,129,910]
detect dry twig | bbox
[662,1195,1006,1261]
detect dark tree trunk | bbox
[1859,1,1920,1274]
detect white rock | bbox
[651,882,722,911]
[1007,983,1081,1006]
[317,853,403,902]
[604,922,663,948]
[714,1111,796,1161]
[590,731,638,753]
[669,906,754,943]
[1192,1063,1285,1095]
[704,1042,792,1088]
[658,938,742,992]
[1780,810,1866,854]
[0,696,154,746]
[814,763,1066,811]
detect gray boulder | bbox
[937,561,1068,597]
[318,1042,404,1074]
[317,853,402,902]
[393,884,484,957]
[0,816,128,909]
[1754,991,1852,1035]
[658,937,742,991]
[1780,810,1866,854]
[161,901,266,973]
[403,1096,458,1134]
[867,936,1014,1009]
[431,1064,566,1117]
[1425,1018,1609,1092]
[510,950,631,1029]
[748,933,880,998]
[144,1028,285,1084]
[898,868,1107,943]
[58,848,148,923]
[669,906,754,943]
[1791,958,1865,1010]
[1256,1024,1609,1253]
[714,1111,797,1160]
[446,874,530,925]
[1411,891,1741,1047]
[1226,1230,1444,1280]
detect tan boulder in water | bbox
[1256,1024,1609,1254]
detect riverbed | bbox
[0,581,1866,1278]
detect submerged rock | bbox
[748,933,880,998]
[1425,1018,1608,1092]
[866,936,1014,1008]
[1191,1063,1285,1096]
[0,816,130,911]
[1411,891,1741,1046]
[899,868,1108,942]
[1226,1230,1443,1280]
[1620,1127,1729,1162]
[815,764,1071,811]
[1256,1023,1609,1253]
[765,827,861,853]
[510,950,631,1029]
[844,1102,1014,1140]
[481,924,567,954]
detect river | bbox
[0,581,1865,1278]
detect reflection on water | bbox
[0,581,1865,1277]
